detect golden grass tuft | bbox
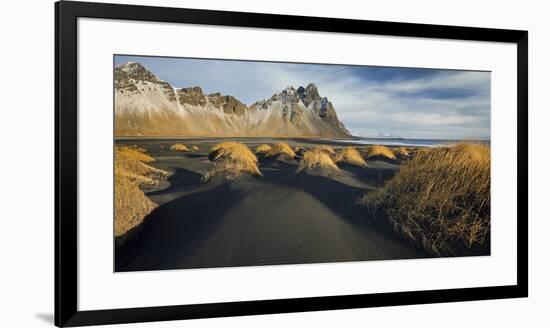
[413,147,431,156]
[455,143,490,163]
[267,142,296,158]
[358,143,490,256]
[334,147,368,167]
[299,149,339,171]
[116,146,154,162]
[209,141,233,153]
[255,143,272,154]
[191,145,199,152]
[115,174,156,239]
[170,143,190,152]
[114,148,169,239]
[394,147,409,157]
[204,142,261,181]
[312,144,336,155]
[365,145,397,160]
[127,145,148,153]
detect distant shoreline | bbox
[115,136,490,148]
[114,135,489,141]
[114,135,361,140]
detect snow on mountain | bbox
[114,62,351,137]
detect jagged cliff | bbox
[114,62,350,137]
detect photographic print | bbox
[114,55,491,272]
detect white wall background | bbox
[0,0,545,327]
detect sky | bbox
[115,55,490,140]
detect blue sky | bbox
[115,55,490,140]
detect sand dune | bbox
[115,139,431,271]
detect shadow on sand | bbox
[147,168,203,196]
[116,156,429,271]
[338,162,398,187]
[259,160,407,238]
[116,179,249,271]
[183,153,207,159]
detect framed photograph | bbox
[55,1,528,326]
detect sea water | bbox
[331,138,490,148]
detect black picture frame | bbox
[55,1,528,326]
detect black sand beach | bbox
[115,138,431,272]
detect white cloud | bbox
[245,63,490,139]
[120,56,490,140]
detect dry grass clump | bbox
[267,142,296,158]
[457,143,490,162]
[203,142,261,181]
[365,145,397,160]
[358,143,490,256]
[116,146,154,162]
[115,174,157,239]
[115,151,166,186]
[412,147,431,157]
[114,148,169,239]
[394,147,409,157]
[191,145,199,152]
[170,143,190,152]
[127,145,148,153]
[299,149,339,171]
[312,144,336,155]
[209,141,231,153]
[255,142,296,159]
[255,143,272,154]
[334,147,368,167]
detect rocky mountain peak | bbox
[179,86,204,96]
[283,86,296,94]
[115,62,159,83]
[268,86,299,104]
[115,62,166,93]
[305,83,320,97]
[208,93,248,116]
[297,83,321,107]
[176,86,207,106]
[115,62,350,137]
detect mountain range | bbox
[114,62,351,137]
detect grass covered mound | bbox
[255,142,296,159]
[117,146,154,163]
[170,143,190,152]
[358,143,490,256]
[255,143,272,154]
[267,142,296,159]
[115,147,169,240]
[312,145,336,155]
[394,147,409,158]
[299,149,339,171]
[365,145,397,160]
[204,142,261,181]
[364,145,396,160]
[334,147,368,167]
[115,175,156,240]
[115,146,166,184]
[115,151,166,187]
